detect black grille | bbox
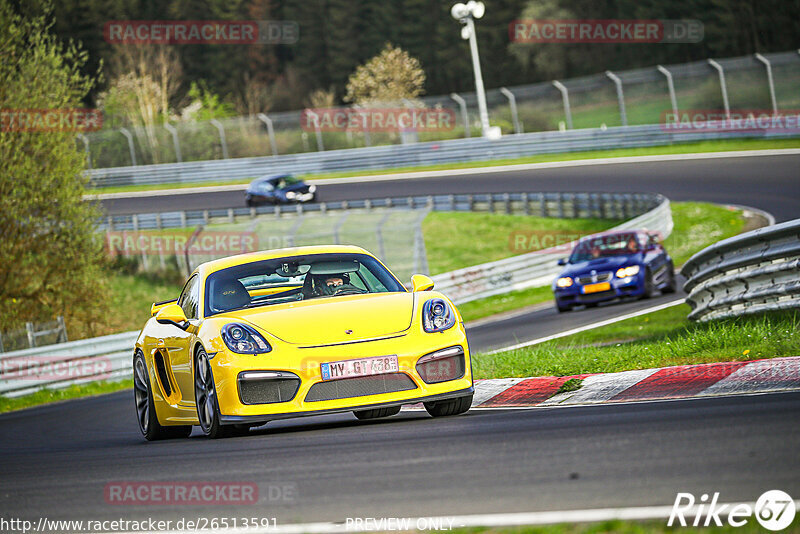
[577,272,612,285]
[239,378,300,405]
[305,373,417,402]
[416,354,465,384]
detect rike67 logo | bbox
[668,490,796,531]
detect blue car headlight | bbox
[422,298,456,333]
[616,265,641,278]
[221,323,272,354]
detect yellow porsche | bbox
[133,245,474,440]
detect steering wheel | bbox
[334,286,367,296]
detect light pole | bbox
[451,1,500,139]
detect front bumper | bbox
[210,324,473,421]
[554,274,644,306]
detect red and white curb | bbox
[469,356,800,408]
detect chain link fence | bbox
[82,51,800,168]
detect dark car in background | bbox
[245,174,317,206]
[552,230,676,312]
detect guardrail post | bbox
[210,119,230,159]
[77,134,91,170]
[707,59,731,119]
[657,65,679,121]
[164,123,182,163]
[450,93,470,138]
[540,194,547,217]
[605,71,628,127]
[522,192,530,215]
[257,113,279,156]
[499,88,522,134]
[376,212,391,260]
[754,53,778,115]
[303,110,325,151]
[180,211,187,227]
[552,81,573,129]
[467,194,474,211]
[25,322,35,348]
[119,128,137,166]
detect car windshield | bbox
[204,253,405,316]
[569,233,642,263]
[275,175,300,188]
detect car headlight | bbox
[285,191,297,199]
[616,265,641,278]
[221,323,272,354]
[556,277,573,288]
[422,298,456,333]
[308,185,316,193]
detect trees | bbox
[0,1,106,333]
[344,44,426,105]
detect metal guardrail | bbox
[87,123,796,188]
[0,331,138,397]
[100,191,658,231]
[681,218,800,322]
[4,191,671,396]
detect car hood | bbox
[281,183,312,194]
[560,254,641,277]
[216,292,414,345]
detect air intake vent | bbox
[305,373,417,402]
[239,376,300,405]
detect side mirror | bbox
[411,274,435,292]
[557,258,567,266]
[156,303,188,329]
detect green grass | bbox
[88,137,800,194]
[101,271,183,337]
[423,212,621,275]
[473,308,800,379]
[0,380,130,413]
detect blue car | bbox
[552,230,676,312]
[245,174,317,207]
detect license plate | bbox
[320,355,399,381]
[582,282,611,294]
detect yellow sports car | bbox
[133,245,474,440]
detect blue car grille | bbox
[576,272,613,285]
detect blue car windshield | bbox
[204,253,405,316]
[569,233,642,263]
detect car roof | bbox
[195,245,371,277]
[577,230,643,242]
[251,173,294,184]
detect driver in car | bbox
[313,273,361,296]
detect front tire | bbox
[642,269,657,299]
[662,263,678,294]
[133,351,192,441]
[354,406,401,420]
[194,348,233,439]
[424,394,473,417]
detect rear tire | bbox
[424,394,473,417]
[133,351,192,441]
[354,405,401,420]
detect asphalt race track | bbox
[3,153,797,528]
[1,391,798,526]
[100,153,800,222]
